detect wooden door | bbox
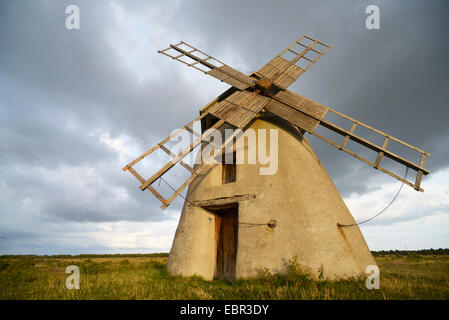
[215,207,238,279]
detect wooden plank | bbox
[216,207,238,279]
[318,118,429,175]
[165,42,255,90]
[272,90,329,120]
[160,173,197,209]
[304,44,332,71]
[256,35,331,89]
[161,123,243,209]
[270,93,430,177]
[128,167,168,206]
[208,91,268,128]
[140,119,225,191]
[184,126,201,137]
[266,99,319,133]
[311,131,423,192]
[122,112,207,171]
[159,144,195,174]
[340,122,357,149]
[190,194,256,208]
[328,108,430,156]
[290,40,318,65]
[414,154,427,190]
[375,137,390,168]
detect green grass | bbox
[0,251,448,300]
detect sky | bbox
[0,0,448,255]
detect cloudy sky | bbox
[1,0,448,255]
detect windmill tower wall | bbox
[168,117,376,280]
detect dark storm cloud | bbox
[0,0,448,253]
[172,0,449,195]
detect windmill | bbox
[123,35,430,280]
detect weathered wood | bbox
[328,108,430,156]
[375,137,390,168]
[271,90,329,123]
[269,91,429,190]
[140,119,226,191]
[257,35,332,89]
[190,194,256,208]
[128,167,168,206]
[311,131,423,192]
[207,91,269,128]
[414,154,427,190]
[266,99,320,133]
[160,41,255,90]
[215,207,238,279]
[271,91,429,175]
[160,173,198,209]
[122,112,207,171]
[159,144,195,174]
[318,118,429,175]
[340,122,357,149]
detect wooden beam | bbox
[339,122,357,150]
[139,119,226,191]
[270,92,429,175]
[160,120,242,209]
[128,167,168,206]
[414,154,427,191]
[160,173,197,209]
[311,131,423,192]
[190,194,256,208]
[375,137,390,168]
[122,112,207,171]
[159,144,195,174]
[327,108,430,156]
[318,118,429,175]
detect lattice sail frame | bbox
[258,35,332,89]
[264,89,430,191]
[123,35,431,209]
[158,41,255,90]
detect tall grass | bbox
[0,252,448,300]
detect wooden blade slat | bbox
[139,119,226,191]
[207,91,270,128]
[340,123,357,149]
[160,173,197,209]
[160,122,243,209]
[159,144,195,174]
[257,35,332,89]
[128,167,169,206]
[415,154,427,190]
[310,131,422,191]
[158,41,255,90]
[375,137,390,168]
[122,112,207,171]
[265,89,430,191]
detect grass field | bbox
[1,251,448,300]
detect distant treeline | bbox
[0,253,169,259]
[372,248,449,256]
[1,249,448,259]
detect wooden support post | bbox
[415,154,427,190]
[128,167,168,206]
[339,122,357,150]
[160,121,242,209]
[122,112,207,171]
[159,144,195,174]
[375,136,390,168]
[139,119,226,191]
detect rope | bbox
[159,176,274,228]
[337,167,409,228]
